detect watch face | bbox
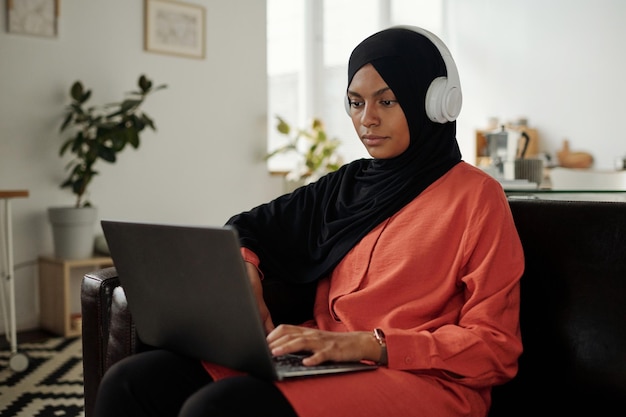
[373,328,388,365]
[374,328,386,344]
[8,0,58,38]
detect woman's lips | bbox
[361,135,387,146]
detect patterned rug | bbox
[0,336,84,417]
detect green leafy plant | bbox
[267,116,343,183]
[59,74,166,207]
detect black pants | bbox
[93,349,298,417]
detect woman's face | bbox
[347,64,411,159]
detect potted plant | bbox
[48,74,166,259]
[266,116,343,189]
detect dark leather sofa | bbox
[80,199,626,417]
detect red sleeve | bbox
[240,247,264,280]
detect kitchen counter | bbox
[505,189,626,202]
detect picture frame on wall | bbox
[144,0,206,59]
[6,0,59,38]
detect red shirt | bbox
[204,162,524,417]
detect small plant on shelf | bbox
[266,116,343,183]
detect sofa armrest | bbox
[81,267,142,417]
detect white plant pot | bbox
[48,206,97,260]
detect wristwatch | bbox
[373,328,388,365]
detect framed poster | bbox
[6,0,59,37]
[144,0,205,59]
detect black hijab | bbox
[226,27,462,284]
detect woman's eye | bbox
[380,100,397,107]
[349,100,364,108]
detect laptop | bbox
[101,220,377,380]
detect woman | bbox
[94,26,523,417]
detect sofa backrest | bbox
[489,199,626,416]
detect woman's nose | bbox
[360,103,380,127]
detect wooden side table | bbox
[38,255,113,337]
[0,190,29,372]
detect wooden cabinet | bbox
[38,255,113,337]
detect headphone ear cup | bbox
[425,76,462,123]
[444,85,462,121]
[344,95,351,115]
[425,77,447,123]
[391,25,462,124]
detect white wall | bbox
[0,0,281,333]
[446,0,626,169]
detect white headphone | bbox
[345,25,462,124]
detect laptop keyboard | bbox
[272,353,377,379]
[273,353,341,371]
[274,353,366,371]
[274,354,312,371]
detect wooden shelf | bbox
[38,255,113,337]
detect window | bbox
[267,0,443,172]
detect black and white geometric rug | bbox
[0,337,84,417]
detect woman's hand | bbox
[245,262,275,334]
[266,324,383,366]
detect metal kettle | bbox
[485,126,530,179]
